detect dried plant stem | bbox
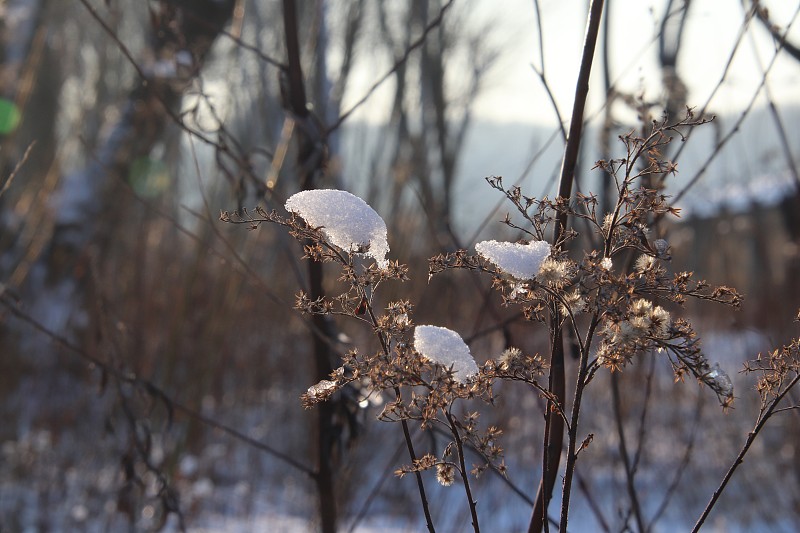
[529,1,605,531]
[0,141,35,199]
[445,411,481,533]
[691,373,800,533]
[363,300,436,533]
[530,316,565,533]
[559,315,600,531]
[610,373,646,532]
[399,397,437,533]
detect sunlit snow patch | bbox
[413,325,478,383]
[285,189,389,267]
[475,240,551,280]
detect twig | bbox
[531,0,567,142]
[576,469,611,532]
[326,0,455,134]
[397,387,437,533]
[647,390,704,530]
[0,141,35,199]
[673,3,800,203]
[610,371,646,533]
[76,0,240,154]
[445,410,481,533]
[691,373,800,532]
[0,293,317,478]
[346,438,408,533]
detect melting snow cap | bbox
[475,240,551,280]
[413,325,478,383]
[285,189,390,267]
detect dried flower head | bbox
[536,258,569,287]
[650,305,671,338]
[560,289,586,316]
[630,299,654,317]
[436,463,455,487]
[498,347,523,371]
[635,254,657,273]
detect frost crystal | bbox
[285,189,390,267]
[475,240,551,280]
[413,325,478,383]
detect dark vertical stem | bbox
[600,0,615,217]
[529,318,565,533]
[445,411,480,533]
[283,0,308,118]
[554,0,605,244]
[282,2,336,532]
[399,407,437,533]
[610,373,647,532]
[528,1,605,531]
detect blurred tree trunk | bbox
[282,1,338,531]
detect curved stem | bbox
[398,390,437,533]
[691,373,800,532]
[445,410,481,533]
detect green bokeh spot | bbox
[129,157,170,198]
[0,99,21,134]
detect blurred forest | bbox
[0,0,799,531]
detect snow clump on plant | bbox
[285,189,390,267]
[475,240,551,280]
[413,325,478,383]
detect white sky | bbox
[471,0,800,124]
[340,0,800,126]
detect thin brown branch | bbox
[611,372,647,533]
[673,1,800,203]
[445,410,481,533]
[326,0,455,134]
[0,293,317,478]
[691,373,800,532]
[0,141,36,199]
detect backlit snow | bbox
[413,325,478,383]
[475,240,551,280]
[285,189,390,267]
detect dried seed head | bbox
[650,306,671,338]
[560,289,586,316]
[436,463,455,487]
[536,258,569,286]
[498,347,523,371]
[634,254,657,273]
[630,299,654,317]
